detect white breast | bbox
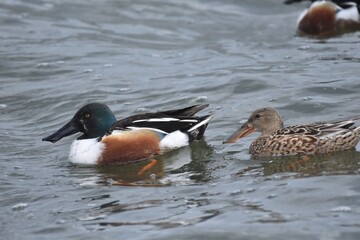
[69,139,105,165]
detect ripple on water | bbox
[11,203,29,211]
[2,0,360,239]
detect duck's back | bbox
[250,120,360,156]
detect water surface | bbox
[2,0,360,239]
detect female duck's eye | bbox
[255,114,261,119]
[84,113,91,118]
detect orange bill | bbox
[223,123,255,144]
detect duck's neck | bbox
[78,116,117,140]
[259,120,284,137]
[259,128,279,137]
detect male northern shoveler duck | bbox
[42,103,212,165]
[284,0,360,36]
[223,107,360,156]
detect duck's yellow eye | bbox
[85,113,91,118]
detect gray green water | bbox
[1,0,360,239]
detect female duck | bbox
[43,103,212,165]
[224,107,360,156]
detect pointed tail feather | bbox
[329,116,360,130]
[161,104,209,117]
[187,115,213,141]
[354,126,360,135]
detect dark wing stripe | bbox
[124,119,197,134]
[132,118,198,123]
[160,104,209,116]
[125,126,169,134]
[133,118,179,123]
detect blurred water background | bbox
[1,0,360,239]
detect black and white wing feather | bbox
[106,105,212,140]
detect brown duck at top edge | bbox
[286,0,360,37]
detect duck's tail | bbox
[161,104,209,117]
[187,114,213,141]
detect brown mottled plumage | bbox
[223,107,360,156]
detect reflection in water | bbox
[94,140,215,186]
[96,159,166,186]
[236,150,360,178]
[80,197,220,230]
[169,140,217,182]
[262,150,360,177]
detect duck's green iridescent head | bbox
[42,103,117,143]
